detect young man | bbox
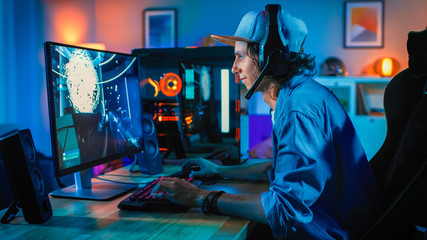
[152,5,379,239]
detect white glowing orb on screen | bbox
[64,49,100,113]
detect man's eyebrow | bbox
[235,50,244,56]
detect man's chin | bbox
[242,82,252,90]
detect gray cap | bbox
[211,8,308,53]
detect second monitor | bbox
[45,42,143,200]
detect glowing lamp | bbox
[374,57,400,77]
[78,43,106,50]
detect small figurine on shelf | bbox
[320,57,348,76]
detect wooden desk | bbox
[0,164,269,240]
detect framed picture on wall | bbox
[143,9,177,48]
[344,1,384,48]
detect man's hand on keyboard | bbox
[151,177,209,208]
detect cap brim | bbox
[211,35,256,46]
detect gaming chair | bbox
[363,28,427,239]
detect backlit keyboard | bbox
[118,171,201,212]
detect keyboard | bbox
[118,171,202,213]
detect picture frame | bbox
[344,1,384,48]
[143,9,177,48]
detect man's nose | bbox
[232,61,241,75]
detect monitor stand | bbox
[50,169,137,200]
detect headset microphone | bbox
[244,4,290,100]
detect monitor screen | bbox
[44,42,144,178]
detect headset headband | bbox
[244,4,290,100]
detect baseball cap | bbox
[211,6,308,53]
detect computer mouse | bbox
[181,163,201,172]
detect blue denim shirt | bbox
[261,75,379,239]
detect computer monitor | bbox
[44,42,143,200]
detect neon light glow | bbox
[148,78,160,97]
[185,116,193,125]
[200,66,211,101]
[158,116,179,122]
[221,69,230,133]
[160,73,182,97]
[185,69,195,100]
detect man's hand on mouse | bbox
[207,145,239,162]
[181,158,222,179]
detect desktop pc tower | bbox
[132,46,242,165]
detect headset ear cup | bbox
[245,4,293,100]
[259,4,291,76]
[278,44,290,75]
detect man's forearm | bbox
[218,160,272,181]
[216,193,269,225]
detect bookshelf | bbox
[315,76,391,160]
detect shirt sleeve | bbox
[261,110,334,238]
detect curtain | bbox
[0,0,50,155]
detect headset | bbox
[244,4,290,100]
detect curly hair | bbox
[247,42,316,98]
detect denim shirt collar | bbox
[273,75,307,124]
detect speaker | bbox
[0,129,52,223]
[137,114,163,174]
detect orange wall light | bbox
[78,43,106,51]
[52,7,88,44]
[374,57,400,77]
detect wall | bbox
[42,0,95,42]
[41,0,427,75]
[0,1,5,123]
[92,0,426,75]
[0,0,46,152]
[1,0,426,156]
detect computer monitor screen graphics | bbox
[44,42,143,200]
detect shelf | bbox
[314,76,391,160]
[315,76,390,117]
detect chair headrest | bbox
[407,27,427,78]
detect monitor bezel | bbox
[44,41,144,177]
